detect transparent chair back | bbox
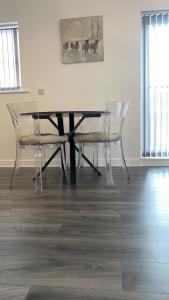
[7,102,40,144]
[7,101,43,192]
[104,101,129,137]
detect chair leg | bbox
[34,145,43,193]
[119,139,130,179]
[77,143,83,178]
[59,144,69,176]
[60,144,70,184]
[92,143,99,175]
[9,142,21,188]
[104,142,114,188]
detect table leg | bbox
[57,114,66,174]
[69,113,76,184]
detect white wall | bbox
[0,0,169,166]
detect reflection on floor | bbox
[0,167,169,300]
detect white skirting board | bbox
[0,158,169,167]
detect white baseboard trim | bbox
[1,158,169,167]
[96,158,169,167]
[113,158,169,166]
[0,159,35,167]
[0,159,60,167]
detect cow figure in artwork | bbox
[74,41,79,50]
[82,40,90,54]
[63,42,69,51]
[90,40,99,54]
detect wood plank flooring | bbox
[0,167,169,299]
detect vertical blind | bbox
[142,11,169,157]
[0,23,21,90]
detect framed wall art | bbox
[60,15,104,64]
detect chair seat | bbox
[74,132,120,143]
[20,133,68,145]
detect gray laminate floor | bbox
[0,167,169,299]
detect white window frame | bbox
[0,22,21,92]
[141,10,169,158]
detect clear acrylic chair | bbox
[7,101,69,192]
[74,101,130,187]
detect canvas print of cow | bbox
[60,16,104,64]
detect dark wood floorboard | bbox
[0,284,29,300]
[25,286,169,300]
[0,167,169,299]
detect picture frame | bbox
[60,15,104,64]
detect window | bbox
[141,11,169,157]
[0,22,21,91]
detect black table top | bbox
[22,110,108,117]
